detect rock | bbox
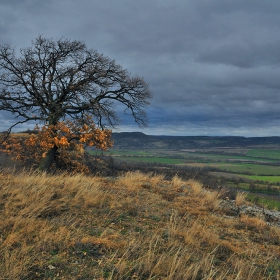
[219,199,280,226]
[48,265,56,270]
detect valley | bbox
[88,133,280,210]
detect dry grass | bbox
[0,170,280,279]
[235,191,247,206]
[239,215,268,231]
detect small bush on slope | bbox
[0,170,279,279]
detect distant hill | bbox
[112,132,280,149]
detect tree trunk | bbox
[38,145,58,172]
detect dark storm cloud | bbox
[1,0,280,135]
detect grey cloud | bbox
[1,0,280,136]
[197,42,280,68]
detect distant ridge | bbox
[113,132,148,138]
[112,132,280,149]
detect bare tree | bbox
[0,36,151,171]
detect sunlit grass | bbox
[0,169,279,279]
[235,191,247,206]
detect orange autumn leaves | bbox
[1,117,113,172]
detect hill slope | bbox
[0,170,280,279]
[112,132,280,149]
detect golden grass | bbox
[239,215,268,231]
[0,170,280,279]
[235,191,247,206]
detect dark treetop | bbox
[0,36,152,131]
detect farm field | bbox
[89,148,280,175]
[88,147,280,210]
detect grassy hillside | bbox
[0,170,280,279]
[90,145,280,211]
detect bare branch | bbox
[0,35,152,128]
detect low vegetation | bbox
[1,169,280,279]
[1,118,112,173]
[92,146,280,211]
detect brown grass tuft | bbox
[239,214,268,231]
[187,179,203,194]
[235,191,247,206]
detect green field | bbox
[246,149,280,160]
[246,175,280,184]
[88,149,280,180]
[113,156,184,165]
[183,152,278,163]
[89,148,280,175]
[210,162,280,175]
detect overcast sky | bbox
[1,0,280,136]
